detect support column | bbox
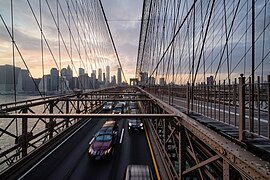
[179,126,186,179]
[66,100,69,128]
[49,101,54,139]
[22,108,28,157]
[267,75,270,139]
[239,74,246,141]
[186,83,190,114]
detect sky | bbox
[101,0,143,79]
[0,0,143,81]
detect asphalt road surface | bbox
[18,111,156,180]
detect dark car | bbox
[103,101,114,111]
[129,101,137,110]
[88,120,118,160]
[128,119,144,130]
[124,165,154,180]
[112,103,124,114]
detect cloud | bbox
[101,0,143,79]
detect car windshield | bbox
[95,134,112,141]
[106,102,113,105]
[129,119,141,123]
[114,107,122,111]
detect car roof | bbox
[115,103,123,107]
[98,127,113,134]
[103,120,116,126]
[126,165,152,180]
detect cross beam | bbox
[0,113,178,118]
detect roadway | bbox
[18,111,156,180]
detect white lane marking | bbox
[89,137,95,145]
[18,119,91,180]
[119,128,124,144]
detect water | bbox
[0,94,44,172]
[0,94,41,105]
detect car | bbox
[129,101,137,110]
[103,101,114,110]
[112,103,124,114]
[128,108,143,130]
[88,120,118,160]
[128,119,144,130]
[124,165,154,180]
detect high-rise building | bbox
[111,75,116,85]
[106,65,110,85]
[140,72,148,84]
[149,77,155,85]
[21,69,35,91]
[60,68,67,77]
[66,65,73,81]
[98,68,102,82]
[207,76,214,86]
[39,75,51,92]
[50,68,59,91]
[117,67,122,85]
[103,73,106,83]
[79,68,85,76]
[91,72,96,89]
[159,77,165,86]
[0,64,22,92]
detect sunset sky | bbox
[0,0,143,81]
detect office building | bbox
[98,68,102,82]
[79,68,85,76]
[50,68,59,91]
[117,67,122,84]
[111,75,116,86]
[106,65,110,85]
[39,75,51,92]
[0,64,22,92]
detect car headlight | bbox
[104,147,112,155]
[89,147,95,154]
[128,123,132,126]
[140,123,143,126]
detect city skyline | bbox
[0,0,143,81]
[0,63,124,93]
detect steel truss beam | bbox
[0,114,177,118]
[139,87,270,179]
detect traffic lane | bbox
[68,118,155,180]
[68,118,125,180]
[114,119,156,180]
[19,117,107,180]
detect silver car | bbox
[124,165,154,180]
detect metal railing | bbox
[145,75,270,141]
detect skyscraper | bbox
[103,73,106,83]
[111,75,116,85]
[106,65,110,85]
[66,65,73,81]
[117,67,122,84]
[98,68,102,82]
[0,64,22,92]
[50,68,59,91]
[39,75,51,92]
[79,68,85,76]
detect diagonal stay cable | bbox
[0,14,43,97]
[98,0,127,83]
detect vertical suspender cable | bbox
[251,0,255,132]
